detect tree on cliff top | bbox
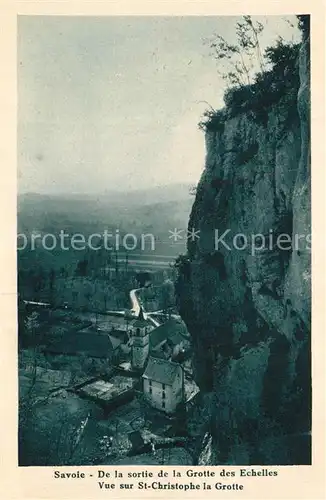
[205,16,266,88]
[199,16,302,130]
[206,16,303,93]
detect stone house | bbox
[148,318,190,360]
[142,356,184,414]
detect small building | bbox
[148,318,190,361]
[142,356,184,414]
[47,327,123,367]
[78,375,135,408]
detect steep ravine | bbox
[177,38,311,465]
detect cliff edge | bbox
[176,36,311,465]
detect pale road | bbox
[94,288,161,327]
[129,288,141,316]
[23,287,162,327]
[129,288,161,328]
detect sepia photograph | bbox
[17,14,311,467]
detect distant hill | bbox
[17,183,194,255]
[18,183,193,209]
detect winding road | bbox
[23,287,162,328]
[129,288,161,328]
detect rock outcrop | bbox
[177,36,311,464]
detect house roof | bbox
[94,314,136,332]
[48,331,115,358]
[167,330,187,347]
[108,334,123,350]
[142,356,181,385]
[108,329,129,343]
[149,319,188,348]
[149,328,168,349]
[151,344,170,360]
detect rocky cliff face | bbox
[177,38,311,465]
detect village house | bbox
[47,325,125,367]
[148,318,191,361]
[128,308,187,414]
[78,375,135,408]
[142,356,184,414]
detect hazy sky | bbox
[18,16,300,194]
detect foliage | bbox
[198,109,225,133]
[19,400,91,465]
[202,39,300,130]
[75,258,89,277]
[264,38,299,69]
[174,254,191,283]
[228,40,299,121]
[206,16,265,88]
[189,185,197,196]
[200,19,301,131]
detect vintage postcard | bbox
[0,1,325,499]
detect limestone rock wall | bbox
[177,38,311,465]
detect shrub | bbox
[221,41,300,126]
[174,254,191,282]
[198,109,225,133]
[199,39,301,134]
[206,16,265,88]
[264,39,300,71]
[224,85,254,114]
